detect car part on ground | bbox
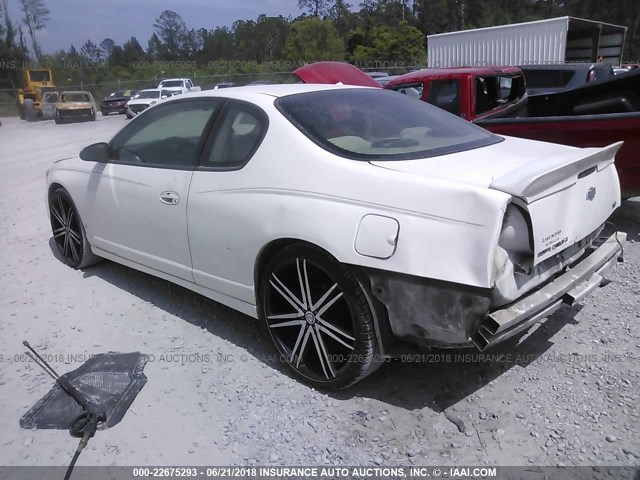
[20,343,148,480]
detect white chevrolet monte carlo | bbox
[46,84,626,389]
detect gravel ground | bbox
[0,115,638,468]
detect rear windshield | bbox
[61,93,90,102]
[160,80,183,87]
[276,89,501,160]
[523,70,575,89]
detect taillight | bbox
[499,205,532,255]
[497,204,534,275]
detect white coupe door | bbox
[87,98,222,281]
[187,101,268,303]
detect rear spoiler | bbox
[489,141,623,203]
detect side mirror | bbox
[80,142,109,163]
[161,95,168,99]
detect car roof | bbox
[519,64,599,70]
[163,83,368,104]
[61,90,91,95]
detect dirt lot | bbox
[0,115,638,468]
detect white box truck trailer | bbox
[427,16,627,68]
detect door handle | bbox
[160,191,180,205]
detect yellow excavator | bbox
[16,68,56,120]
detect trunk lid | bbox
[490,141,622,264]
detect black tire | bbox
[90,108,96,121]
[101,110,107,116]
[49,187,100,269]
[54,116,62,124]
[258,243,382,389]
[24,99,37,122]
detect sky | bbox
[6,0,304,54]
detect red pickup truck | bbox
[294,63,640,199]
[383,67,640,199]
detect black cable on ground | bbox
[64,431,91,480]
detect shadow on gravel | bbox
[335,304,582,412]
[77,260,277,361]
[48,238,278,369]
[607,198,640,242]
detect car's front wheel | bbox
[259,244,382,389]
[49,187,100,269]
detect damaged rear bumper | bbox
[368,232,625,351]
[473,231,625,350]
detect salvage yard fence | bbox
[0,64,424,117]
[0,71,293,117]
[0,67,376,117]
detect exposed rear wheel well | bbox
[48,183,64,199]
[254,238,321,295]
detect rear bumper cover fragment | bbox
[473,231,625,350]
[367,232,624,350]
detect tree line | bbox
[1,0,640,88]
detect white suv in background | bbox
[125,89,172,118]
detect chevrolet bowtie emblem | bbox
[586,187,596,201]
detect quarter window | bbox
[201,104,267,169]
[109,99,221,168]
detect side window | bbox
[475,76,499,115]
[201,104,267,169]
[109,99,221,169]
[428,79,461,116]
[161,90,172,98]
[389,83,424,99]
[498,76,512,102]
